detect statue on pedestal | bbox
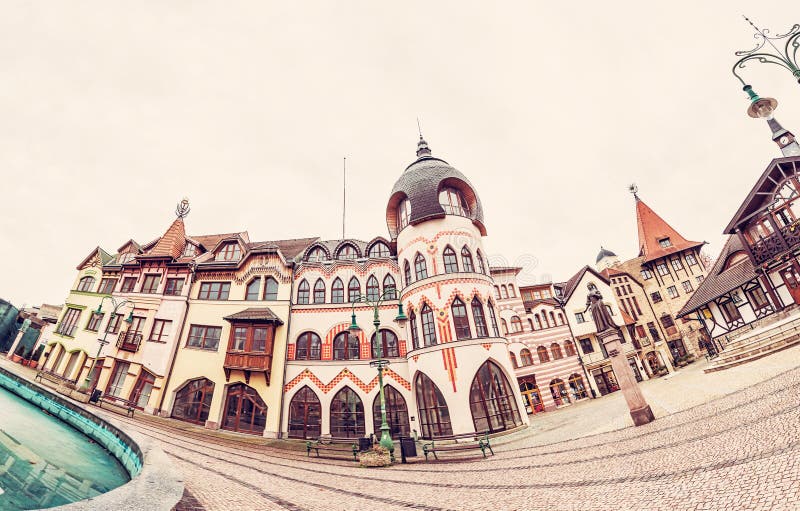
[584,283,616,334]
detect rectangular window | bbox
[198,282,231,300]
[659,238,672,248]
[647,321,661,341]
[121,277,137,293]
[98,278,117,295]
[696,275,705,284]
[632,296,643,315]
[187,325,222,350]
[57,307,82,337]
[164,278,184,296]
[232,326,248,350]
[748,287,770,309]
[579,338,594,354]
[656,262,670,276]
[671,258,684,271]
[720,300,742,323]
[252,327,268,352]
[105,313,123,334]
[106,361,130,397]
[641,268,653,280]
[635,325,646,338]
[141,274,160,294]
[616,287,622,296]
[685,253,698,265]
[575,312,585,324]
[149,319,172,342]
[86,312,104,332]
[667,286,679,299]
[682,280,694,293]
[650,291,662,303]
[660,315,675,329]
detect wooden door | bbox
[779,263,800,304]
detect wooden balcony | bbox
[117,331,143,353]
[224,351,272,384]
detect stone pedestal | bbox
[598,329,655,426]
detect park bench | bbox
[306,436,359,461]
[97,394,136,418]
[34,370,69,387]
[422,432,493,461]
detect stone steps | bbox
[705,327,800,372]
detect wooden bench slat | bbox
[422,432,494,461]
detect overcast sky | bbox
[2,2,800,307]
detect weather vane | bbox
[176,197,190,218]
[732,16,800,86]
[629,183,639,199]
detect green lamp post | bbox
[347,289,408,458]
[732,17,800,86]
[83,296,135,392]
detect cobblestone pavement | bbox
[4,347,800,511]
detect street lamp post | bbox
[732,17,800,86]
[346,290,407,459]
[83,296,135,393]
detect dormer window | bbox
[368,242,390,258]
[118,253,135,264]
[337,244,357,260]
[306,247,326,262]
[439,187,469,216]
[397,199,411,231]
[182,243,197,257]
[217,243,242,262]
[658,238,672,248]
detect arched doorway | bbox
[371,385,410,437]
[550,378,570,406]
[171,378,215,425]
[222,383,268,435]
[568,373,588,400]
[129,369,156,409]
[518,379,543,414]
[288,386,321,439]
[330,387,365,438]
[469,361,522,433]
[415,372,453,439]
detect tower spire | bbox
[743,85,800,157]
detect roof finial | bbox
[417,117,423,140]
[176,197,190,219]
[415,119,432,158]
[628,183,639,200]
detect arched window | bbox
[535,314,542,329]
[501,319,508,335]
[542,313,550,328]
[222,383,267,435]
[469,361,522,433]
[488,300,500,336]
[383,275,396,299]
[296,332,321,360]
[557,312,565,325]
[568,373,589,400]
[461,247,475,272]
[288,386,321,439]
[520,348,533,366]
[471,298,489,337]
[307,247,326,262]
[337,244,358,260]
[371,329,399,358]
[443,246,458,273]
[527,318,534,331]
[414,253,428,280]
[313,279,326,303]
[494,286,501,299]
[508,284,516,298]
[217,242,242,261]
[501,286,509,299]
[420,303,437,346]
[549,311,556,325]
[509,352,518,368]
[372,386,410,437]
[297,280,310,304]
[368,242,390,258]
[409,310,420,350]
[451,298,471,340]
[551,343,563,360]
[404,261,412,286]
[415,372,453,438]
[366,275,380,301]
[397,199,411,231]
[564,340,576,357]
[510,316,523,333]
[246,279,260,301]
[476,250,486,274]
[333,331,360,360]
[171,378,215,425]
[550,378,570,406]
[439,187,470,216]
[348,277,361,302]
[77,276,95,292]
[537,346,550,363]
[330,387,365,438]
[263,277,278,300]
[331,278,344,303]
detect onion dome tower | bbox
[385,136,527,437]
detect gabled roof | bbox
[636,197,704,263]
[116,239,142,254]
[188,232,250,251]
[677,236,758,317]
[223,307,284,324]
[561,265,610,303]
[141,218,186,260]
[248,237,319,261]
[723,156,800,234]
[76,247,114,270]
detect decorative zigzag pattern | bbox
[284,366,411,394]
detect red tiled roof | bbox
[636,197,704,263]
[145,218,186,259]
[188,232,248,250]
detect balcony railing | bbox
[750,228,791,266]
[224,351,272,384]
[117,331,143,353]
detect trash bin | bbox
[358,436,372,452]
[89,389,102,404]
[399,436,417,462]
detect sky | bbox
[1,1,800,306]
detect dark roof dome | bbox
[596,246,617,263]
[386,138,486,239]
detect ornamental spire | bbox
[416,118,432,158]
